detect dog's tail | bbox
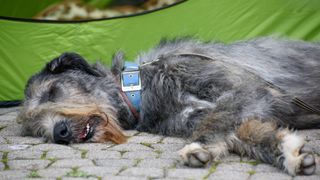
[289,98,320,129]
[290,114,320,129]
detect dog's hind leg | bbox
[179,116,316,175]
[233,119,316,175]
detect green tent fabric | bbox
[0,0,320,105]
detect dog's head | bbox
[17,52,130,144]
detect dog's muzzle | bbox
[53,121,72,144]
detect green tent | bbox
[0,0,320,106]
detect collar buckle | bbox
[121,71,142,92]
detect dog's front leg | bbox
[178,111,235,168]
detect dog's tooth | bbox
[85,123,90,136]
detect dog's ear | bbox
[45,52,103,77]
[111,51,125,78]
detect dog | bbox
[17,37,320,176]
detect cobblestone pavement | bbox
[0,107,319,180]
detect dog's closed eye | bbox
[39,85,63,103]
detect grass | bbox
[134,158,142,167]
[154,149,163,158]
[66,168,91,178]
[0,126,7,131]
[140,142,154,149]
[119,150,128,157]
[1,152,10,170]
[247,170,256,175]
[80,150,88,159]
[28,170,41,178]
[45,158,57,168]
[240,160,261,166]
[203,161,220,179]
[116,166,128,175]
[40,151,48,159]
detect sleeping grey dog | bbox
[17,37,320,175]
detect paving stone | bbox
[161,137,186,144]
[29,144,74,151]
[250,172,292,180]
[254,164,282,173]
[8,159,51,170]
[95,159,135,168]
[220,154,241,162]
[0,170,29,179]
[305,140,320,154]
[208,171,250,180]
[46,149,82,159]
[71,143,113,151]
[293,175,320,180]
[127,135,162,144]
[86,150,121,159]
[24,178,56,180]
[102,176,148,180]
[0,144,31,151]
[109,143,153,151]
[63,177,97,180]
[298,130,320,141]
[0,136,7,144]
[0,124,21,136]
[0,120,16,128]
[138,159,176,168]
[215,162,254,172]
[160,151,180,159]
[137,132,163,137]
[8,150,43,159]
[78,166,122,176]
[120,167,164,178]
[0,162,4,170]
[0,107,20,115]
[122,150,158,159]
[167,168,208,179]
[1,107,320,180]
[152,144,185,152]
[123,130,140,137]
[51,159,94,168]
[5,136,43,144]
[37,168,71,178]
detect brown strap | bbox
[112,76,140,121]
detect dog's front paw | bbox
[178,143,212,167]
[279,132,316,175]
[299,146,316,175]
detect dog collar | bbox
[121,62,141,117]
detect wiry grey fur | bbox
[18,37,320,175]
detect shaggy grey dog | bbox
[17,37,320,175]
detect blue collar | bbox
[121,62,141,113]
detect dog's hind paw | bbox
[178,143,212,167]
[279,131,316,175]
[299,146,316,175]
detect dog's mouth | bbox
[79,122,95,141]
[76,115,103,143]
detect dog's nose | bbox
[53,121,72,144]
